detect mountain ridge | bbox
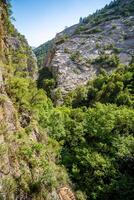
[34,0,134,103]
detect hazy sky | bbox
[12,0,111,47]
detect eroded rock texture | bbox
[35,0,134,97]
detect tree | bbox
[79,17,83,24]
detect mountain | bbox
[0,0,134,200]
[34,0,134,102]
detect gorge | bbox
[0,0,134,199]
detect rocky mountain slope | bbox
[35,0,134,99]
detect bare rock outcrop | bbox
[35,0,134,97]
[49,16,134,95]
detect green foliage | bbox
[55,34,69,45]
[8,130,69,197]
[112,24,117,29]
[76,190,87,200]
[64,86,88,107]
[123,33,129,40]
[54,88,63,104]
[42,79,55,97]
[79,0,134,26]
[5,76,52,129]
[37,67,55,97]
[103,44,121,54]
[0,2,70,198]
[34,40,54,68]
[113,47,121,54]
[0,95,8,104]
[103,43,114,50]
[64,63,133,108]
[85,28,102,34]
[124,19,133,26]
[70,51,83,62]
[2,177,17,199]
[1,1,134,199]
[64,47,70,53]
[94,54,120,68]
[60,62,133,198]
[48,104,134,200]
[74,25,88,34]
[96,43,100,49]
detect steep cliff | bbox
[0,1,69,199]
[35,0,134,99]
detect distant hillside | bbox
[80,0,134,25]
[34,0,134,101]
[34,40,55,68]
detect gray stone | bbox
[44,16,134,95]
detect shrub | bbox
[70,51,83,62]
[64,48,70,53]
[103,44,114,50]
[42,79,55,97]
[123,33,128,40]
[86,58,92,65]
[124,20,133,26]
[85,28,102,34]
[94,54,120,68]
[113,47,121,54]
[112,24,117,29]
[0,95,7,104]
[74,25,88,34]
[96,43,100,49]
[55,34,69,45]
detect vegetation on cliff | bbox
[0,1,69,199]
[0,0,134,200]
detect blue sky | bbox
[12,0,111,47]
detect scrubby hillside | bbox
[0,1,70,199]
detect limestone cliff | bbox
[35,0,134,98]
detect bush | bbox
[55,34,69,45]
[74,25,88,34]
[70,51,83,62]
[85,28,102,34]
[123,33,128,40]
[112,24,117,29]
[42,79,55,97]
[94,54,120,68]
[64,63,133,108]
[64,48,70,53]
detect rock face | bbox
[35,0,134,96]
[58,187,76,200]
[52,17,134,94]
[0,2,37,199]
[0,2,69,199]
